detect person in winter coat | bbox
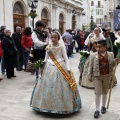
[0,41,3,81]
[2,28,17,79]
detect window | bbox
[98,1,101,7]
[41,9,48,19]
[100,18,102,24]
[100,9,101,15]
[91,1,94,6]
[97,9,100,15]
[59,13,64,22]
[13,2,24,14]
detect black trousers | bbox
[6,68,14,78]
[17,48,24,70]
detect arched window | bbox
[59,13,64,34]
[91,1,94,6]
[41,9,48,19]
[13,1,25,32]
[59,13,64,22]
[13,2,24,14]
[41,8,49,26]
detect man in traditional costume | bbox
[88,40,118,118]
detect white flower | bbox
[87,51,90,54]
[114,39,120,46]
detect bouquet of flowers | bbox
[80,50,90,58]
[79,50,90,71]
[34,59,46,70]
[114,39,120,58]
[114,39,120,48]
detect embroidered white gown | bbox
[30,43,81,114]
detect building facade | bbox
[82,0,113,30]
[0,0,83,33]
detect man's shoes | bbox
[101,106,106,114]
[12,75,16,77]
[7,77,11,79]
[94,110,100,118]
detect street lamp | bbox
[90,16,94,31]
[28,0,38,29]
[72,10,77,14]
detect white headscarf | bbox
[49,31,65,46]
[93,27,105,41]
[99,27,103,34]
[84,27,105,46]
[84,33,93,45]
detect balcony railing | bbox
[96,5,104,8]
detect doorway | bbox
[13,1,25,32]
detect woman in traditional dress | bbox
[79,27,105,88]
[30,31,81,114]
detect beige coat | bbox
[88,52,115,80]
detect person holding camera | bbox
[32,20,48,80]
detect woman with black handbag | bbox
[2,28,17,79]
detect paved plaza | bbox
[0,53,120,120]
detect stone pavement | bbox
[0,52,120,120]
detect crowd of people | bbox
[0,20,120,118]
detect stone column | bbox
[76,12,81,29]
[0,0,4,25]
[52,4,57,29]
[67,9,72,29]
[4,0,13,31]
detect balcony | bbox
[96,5,104,8]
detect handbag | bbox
[26,60,35,73]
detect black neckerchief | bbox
[33,29,45,42]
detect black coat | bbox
[109,32,117,44]
[12,32,22,49]
[2,36,17,69]
[75,34,81,45]
[0,31,5,41]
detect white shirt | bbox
[32,32,47,47]
[44,43,70,70]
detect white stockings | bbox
[95,95,101,111]
[95,94,107,111]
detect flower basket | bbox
[28,12,38,19]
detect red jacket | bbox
[21,35,32,49]
[0,41,2,57]
[80,33,84,46]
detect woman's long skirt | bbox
[30,61,81,114]
[79,56,94,89]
